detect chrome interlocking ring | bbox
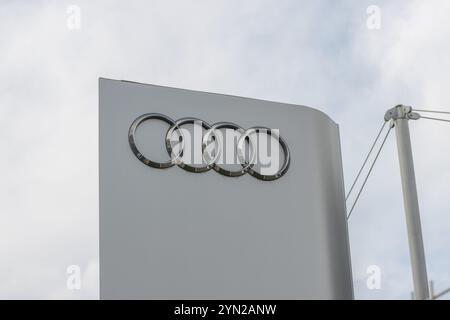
[202,122,253,177]
[237,127,290,181]
[128,113,291,181]
[166,117,213,173]
[128,113,183,169]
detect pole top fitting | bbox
[384,105,421,122]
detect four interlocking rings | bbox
[128,113,290,181]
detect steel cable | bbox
[347,124,393,220]
[419,115,450,123]
[346,121,387,200]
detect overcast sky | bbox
[1,0,450,299]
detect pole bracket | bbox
[384,105,421,122]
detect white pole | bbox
[386,105,429,300]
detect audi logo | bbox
[128,113,290,181]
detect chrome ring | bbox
[237,127,290,181]
[165,117,213,173]
[202,122,255,177]
[128,113,183,169]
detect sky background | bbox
[1,0,450,299]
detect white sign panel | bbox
[99,78,353,299]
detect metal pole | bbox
[386,105,429,300]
